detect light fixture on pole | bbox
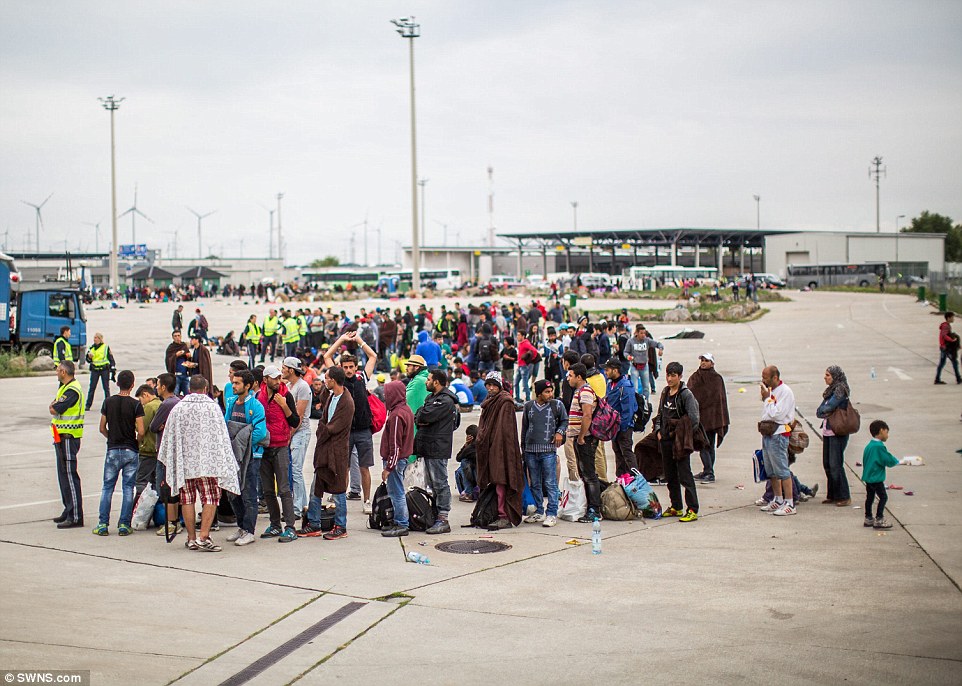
[869,156,886,233]
[21,193,52,253]
[99,95,123,289]
[276,192,285,263]
[896,214,905,232]
[391,16,421,291]
[571,201,578,231]
[895,214,906,263]
[187,207,216,259]
[753,195,760,230]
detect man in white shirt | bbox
[758,365,797,516]
[282,357,312,518]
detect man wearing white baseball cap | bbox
[687,353,729,484]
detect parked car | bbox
[735,273,786,289]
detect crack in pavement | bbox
[0,636,207,660]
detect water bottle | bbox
[591,517,602,555]
[407,551,430,565]
[870,367,877,380]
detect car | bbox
[488,275,525,289]
[734,273,785,289]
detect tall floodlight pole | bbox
[571,201,578,231]
[391,16,421,291]
[276,192,285,263]
[753,195,760,231]
[487,166,495,247]
[99,95,123,288]
[869,156,886,233]
[418,178,428,245]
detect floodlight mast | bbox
[99,95,124,289]
[391,16,421,291]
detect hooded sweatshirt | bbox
[414,330,442,367]
[380,381,415,470]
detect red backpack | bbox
[368,394,386,433]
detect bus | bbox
[622,265,719,290]
[786,262,888,289]
[387,268,463,290]
[301,269,381,290]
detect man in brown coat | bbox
[311,365,355,540]
[185,333,213,398]
[476,372,523,529]
[686,353,729,484]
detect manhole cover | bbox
[435,540,512,555]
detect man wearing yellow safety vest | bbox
[85,331,116,411]
[242,314,262,368]
[282,309,300,358]
[261,308,280,363]
[53,325,73,365]
[297,309,308,343]
[49,360,85,528]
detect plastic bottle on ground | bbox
[407,551,430,564]
[592,518,602,555]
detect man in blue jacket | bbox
[604,359,639,476]
[223,369,267,547]
[414,330,443,370]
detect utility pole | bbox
[391,16,421,291]
[418,178,428,246]
[571,201,578,232]
[276,192,285,263]
[869,156,886,233]
[487,166,495,247]
[753,195,760,231]
[99,95,124,289]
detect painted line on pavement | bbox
[0,494,99,510]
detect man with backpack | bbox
[566,363,602,523]
[520,380,567,527]
[652,361,701,523]
[223,370,266,546]
[475,324,498,374]
[604,359,639,477]
[414,369,460,534]
[379,380,415,537]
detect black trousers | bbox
[55,436,83,523]
[611,429,637,476]
[86,367,111,410]
[660,439,698,513]
[573,436,601,514]
[864,481,887,519]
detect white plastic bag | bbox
[558,478,587,522]
[131,486,159,530]
[404,457,427,491]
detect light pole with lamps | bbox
[99,95,124,289]
[391,16,421,291]
[418,178,428,245]
[896,214,905,263]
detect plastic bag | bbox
[132,486,159,530]
[623,468,662,518]
[558,478,587,522]
[404,457,427,491]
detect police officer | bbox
[53,326,73,364]
[84,332,116,411]
[261,308,280,363]
[50,360,85,528]
[282,309,300,357]
[242,314,262,368]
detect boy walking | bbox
[861,420,901,530]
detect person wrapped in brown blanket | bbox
[476,372,524,527]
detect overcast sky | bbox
[2,0,960,264]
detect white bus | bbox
[786,262,888,289]
[622,265,719,290]
[388,268,463,290]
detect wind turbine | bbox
[21,193,53,252]
[187,207,216,258]
[83,221,102,253]
[118,185,153,245]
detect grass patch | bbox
[811,284,919,296]
[0,351,36,378]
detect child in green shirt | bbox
[861,420,901,530]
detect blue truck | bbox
[1,251,87,361]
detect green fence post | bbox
[917,286,925,302]
[568,293,577,308]
[938,293,947,312]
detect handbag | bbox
[828,401,861,436]
[752,449,768,483]
[757,420,779,436]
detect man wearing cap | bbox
[604,359,639,476]
[687,353,729,483]
[476,372,524,529]
[520,379,567,526]
[283,356,313,517]
[405,355,430,415]
[372,373,387,402]
[256,365,300,542]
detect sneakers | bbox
[754,498,770,507]
[693,471,706,480]
[260,525,282,539]
[810,483,819,498]
[346,492,362,501]
[679,509,698,522]
[278,527,298,543]
[458,493,474,502]
[184,538,200,551]
[577,510,601,523]
[92,523,109,536]
[426,519,452,535]
[525,503,537,516]
[323,525,348,540]
[542,516,558,527]
[235,531,256,546]
[156,521,182,537]
[381,525,410,537]
[298,524,324,537]
[700,475,715,484]
[362,500,373,515]
[798,493,811,502]
[864,516,875,528]
[117,524,132,536]
[226,529,244,542]
[759,501,781,513]
[662,507,684,518]
[210,521,220,532]
[489,518,512,529]
[195,538,222,552]
[772,503,796,516]
[524,513,546,524]
[873,517,893,529]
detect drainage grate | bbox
[435,540,512,554]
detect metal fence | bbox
[927,271,962,313]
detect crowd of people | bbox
[45,299,955,551]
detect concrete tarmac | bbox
[0,291,959,685]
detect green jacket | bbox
[406,368,430,416]
[139,397,162,457]
[860,439,899,483]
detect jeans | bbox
[761,434,791,480]
[629,365,651,398]
[289,430,310,513]
[424,458,452,516]
[455,459,478,496]
[660,439,698,513]
[611,429,637,476]
[307,477,347,529]
[229,456,260,534]
[86,367,110,410]
[478,360,495,375]
[285,341,297,358]
[174,374,190,396]
[247,342,259,369]
[698,429,718,478]
[822,434,850,501]
[260,446,295,529]
[98,447,138,526]
[515,365,532,402]
[573,435,601,514]
[135,455,158,498]
[935,348,961,382]
[383,459,409,528]
[524,451,559,517]
[864,481,887,519]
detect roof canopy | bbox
[498,227,791,249]
[179,266,225,279]
[130,265,177,280]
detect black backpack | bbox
[470,484,500,529]
[368,482,395,530]
[406,486,438,531]
[633,392,652,432]
[478,336,495,362]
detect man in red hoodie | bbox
[380,380,415,537]
[257,365,300,542]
